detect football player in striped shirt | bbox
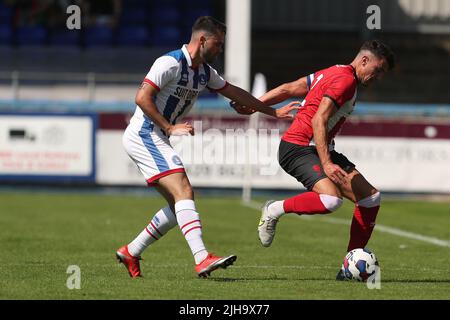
[116,16,299,278]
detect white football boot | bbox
[258,200,279,247]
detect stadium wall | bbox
[3,110,448,193]
[96,113,450,193]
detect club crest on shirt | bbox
[180,73,189,84]
[199,74,207,86]
[172,155,183,166]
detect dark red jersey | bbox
[282,65,358,148]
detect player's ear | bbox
[361,55,369,67]
[199,35,207,47]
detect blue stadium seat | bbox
[151,0,184,9]
[120,8,148,26]
[16,26,47,46]
[122,0,150,10]
[179,29,191,44]
[189,0,212,9]
[151,26,181,47]
[0,25,12,45]
[182,8,212,27]
[0,3,13,25]
[123,0,148,4]
[83,26,113,47]
[49,30,80,46]
[117,26,150,46]
[149,6,181,26]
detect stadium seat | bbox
[83,26,114,47]
[149,6,181,26]
[117,26,150,46]
[16,26,47,46]
[182,8,212,27]
[120,8,148,26]
[150,26,181,47]
[49,30,80,46]
[122,0,150,10]
[0,25,12,45]
[150,0,184,10]
[0,3,13,26]
[189,0,212,9]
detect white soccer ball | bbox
[340,248,379,282]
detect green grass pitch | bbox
[1,191,449,300]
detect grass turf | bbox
[0,192,449,300]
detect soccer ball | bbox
[340,248,379,282]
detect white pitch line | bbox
[242,201,450,248]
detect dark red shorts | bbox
[278,139,355,190]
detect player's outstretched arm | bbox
[258,76,309,106]
[135,82,193,136]
[229,101,257,115]
[220,83,300,119]
[228,76,308,116]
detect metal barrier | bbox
[0,70,142,104]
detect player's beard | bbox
[201,49,217,64]
[361,78,374,87]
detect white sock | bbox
[175,199,208,264]
[268,200,285,219]
[127,206,177,257]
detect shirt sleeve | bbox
[306,73,315,91]
[206,65,228,91]
[143,56,178,91]
[323,75,356,108]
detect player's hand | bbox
[167,122,194,136]
[229,101,257,115]
[275,101,301,119]
[323,161,348,185]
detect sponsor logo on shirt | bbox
[174,87,199,100]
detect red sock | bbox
[347,205,379,251]
[283,192,330,215]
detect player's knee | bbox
[319,194,343,212]
[183,183,194,198]
[357,191,381,208]
[173,183,193,200]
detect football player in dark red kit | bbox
[237,40,395,280]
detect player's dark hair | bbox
[360,39,396,70]
[192,16,227,36]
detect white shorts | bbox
[122,122,185,186]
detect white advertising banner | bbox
[336,137,450,192]
[97,130,146,186]
[0,114,95,181]
[96,130,450,192]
